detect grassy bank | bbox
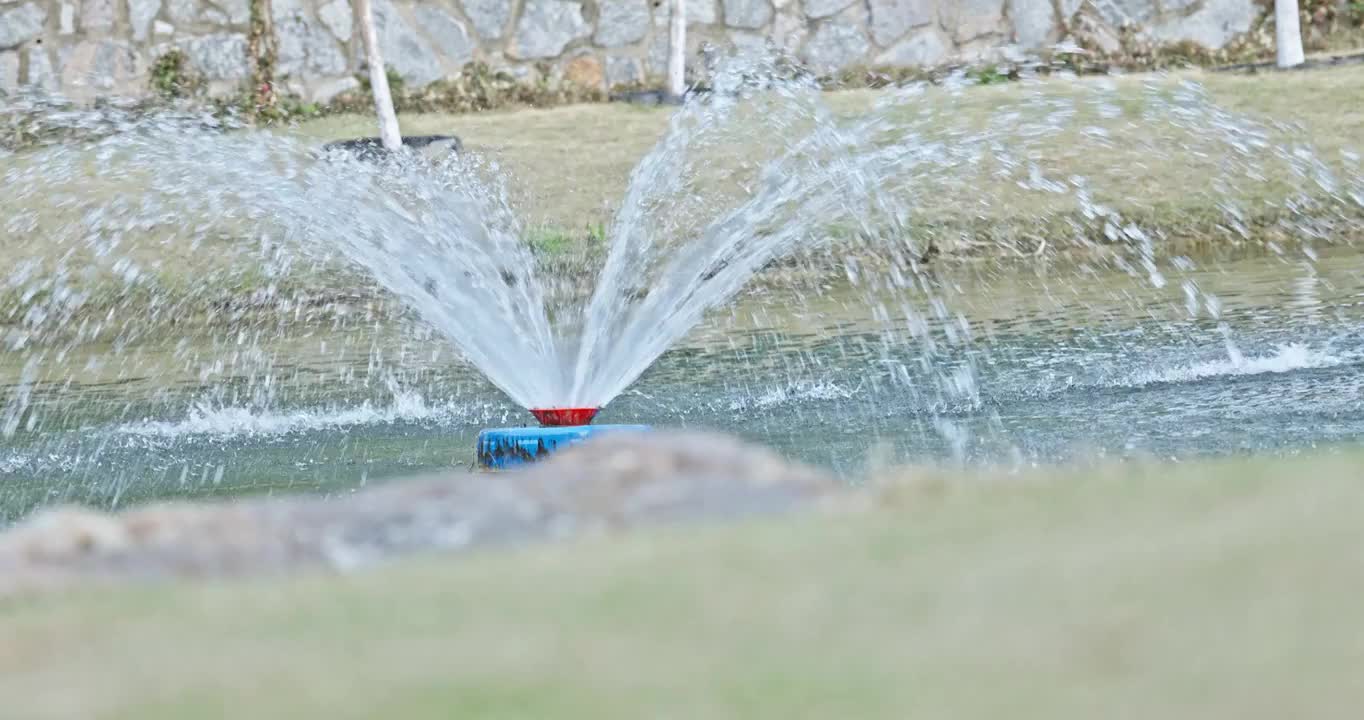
[293,63,1364,234]
[3,446,1362,718]
[4,63,1363,336]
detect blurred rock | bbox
[0,431,836,596]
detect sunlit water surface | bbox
[3,244,1361,522]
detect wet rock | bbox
[129,0,161,42]
[58,40,144,98]
[178,32,249,80]
[510,0,590,59]
[1009,0,1055,48]
[0,50,18,92]
[317,0,352,41]
[0,3,46,50]
[801,12,870,72]
[875,26,948,66]
[803,0,854,20]
[867,0,933,47]
[0,432,836,597]
[1151,0,1256,48]
[724,0,772,30]
[412,5,475,66]
[605,54,644,87]
[465,0,513,40]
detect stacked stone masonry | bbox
[0,0,1262,102]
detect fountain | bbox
[1,48,1362,517]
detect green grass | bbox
[5,63,1363,334]
[4,446,1363,718]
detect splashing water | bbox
[3,50,1364,512]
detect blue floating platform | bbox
[477,424,651,470]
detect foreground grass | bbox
[3,446,1363,718]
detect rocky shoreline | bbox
[0,430,839,597]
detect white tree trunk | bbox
[666,0,686,100]
[353,0,402,151]
[1275,0,1305,69]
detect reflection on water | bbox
[3,244,1362,521]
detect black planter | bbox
[322,134,462,162]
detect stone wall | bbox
[1,0,1264,102]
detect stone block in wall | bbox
[727,29,765,54]
[129,0,162,41]
[560,51,604,88]
[724,0,772,30]
[209,0,249,24]
[801,7,870,72]
[165,0,200,27]
[874,25,947,65]
[368,0,442,85]
[79,0,117,32]
[309,74,358,102]
[412,5,475,67]
[940,0,1005,43]
[605,54,643,87]
[0,3,46,50]
[1008,0,1055,48]
[59,40,144,99]
[688,0,716,24]
[317,0,352,41]
[868,0,934,47]
[172,32,249,80]
[464,0,513,40]
[595,0,650,47]
[276,2,349,78]
[1151,0,1257,49]
[1091,0,1155,28]
[769,10,806,52]
[60,2,75,34]
[803,0,853,21]
[0,50,18,92]
[509,0,590,59]
[24,45,57,89]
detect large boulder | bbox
[0,431,836,596]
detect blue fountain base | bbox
[477,424,652,470]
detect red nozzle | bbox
[529,407,599,426]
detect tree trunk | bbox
[247,0,278,116]
[666,0,686,101]
[1275,0,1305,69]
[353,0,402,151]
